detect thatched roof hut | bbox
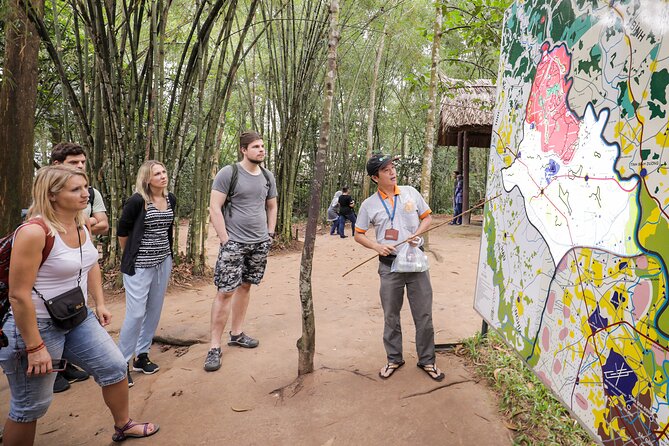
[437,77,496,148]
[437,77,496,225]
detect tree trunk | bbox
[297,0,339,376]
[0,0,44,234]
[420,2,442,246]
[420,2,442,202]
[51,0,70,138]
[362,21,386,198]
[262,0,329,244]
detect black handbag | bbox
[35,226,87,330]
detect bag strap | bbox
[74,226,83,286]
[223,163,239,214]
[260,166,271,197]
[88,186,95,208]
[21,218,55,264]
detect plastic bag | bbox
[391,241,429,273]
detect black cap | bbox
[366,153,399,176]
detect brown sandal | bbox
[379,360,405,379]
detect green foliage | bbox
[461,331,595,446]
[441,0,514,78]
[6,0,512,254]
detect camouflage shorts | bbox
[214,240,272,292]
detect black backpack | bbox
[223,163,272,213]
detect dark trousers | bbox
[330,216,342,235]
[338,213,356,237]
[453,202,462,224]
[377,262,435,365]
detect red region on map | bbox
[526,43,580,164]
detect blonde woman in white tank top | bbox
[0,165,159,444]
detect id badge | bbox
[384,228,399,241]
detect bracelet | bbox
[268,232,275,238]
[26,342,45,354]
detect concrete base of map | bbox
[435,320,488,351]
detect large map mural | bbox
[474,1,669,444]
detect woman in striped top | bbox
[117,160,176,385]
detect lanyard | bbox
[378,191,398,228]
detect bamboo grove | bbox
[0,0,510,272]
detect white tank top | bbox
[13,226,98,319]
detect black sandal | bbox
[112,419,160,442]
[417,363,445,382]
[379,360,405,379]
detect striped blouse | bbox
[135,200,174,269]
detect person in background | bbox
[450,171,463,225]
[117,160,176,387]
[327,190,343,235]
[50,142,109,236]
[0,165,158,445]
[354,154,444,382]
[337,187,356,238]
[49,142,109,392]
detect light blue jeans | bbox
[118,256,172,362]
[0,311,127,422]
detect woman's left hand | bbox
[95,305,112,326]
[27,348,52,376]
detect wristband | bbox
[26,342,45,354]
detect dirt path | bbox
[0,217,513,445]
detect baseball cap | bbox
[366,153,399,176]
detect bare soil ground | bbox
[0,216,514,445]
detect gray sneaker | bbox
[204,348,222,372]
[228,332,259,348]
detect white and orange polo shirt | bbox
[355,185,431,245]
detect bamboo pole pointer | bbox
[341,193,501,277]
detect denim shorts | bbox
[0,310,127,422]
[214,240,272,292]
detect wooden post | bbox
[463,131,471,225]
[457,131,464,173]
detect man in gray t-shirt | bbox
[211,163,277,243]
[204,131,278,372]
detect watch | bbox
[269,232,275,238]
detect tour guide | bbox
[353,153,445,381]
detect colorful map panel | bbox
[475,1,669,444]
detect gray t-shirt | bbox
[212,163,278,244]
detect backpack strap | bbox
[260,167,272,198]
[23,218,55,264]
[88,186,95,208]
[223,163,239,213]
